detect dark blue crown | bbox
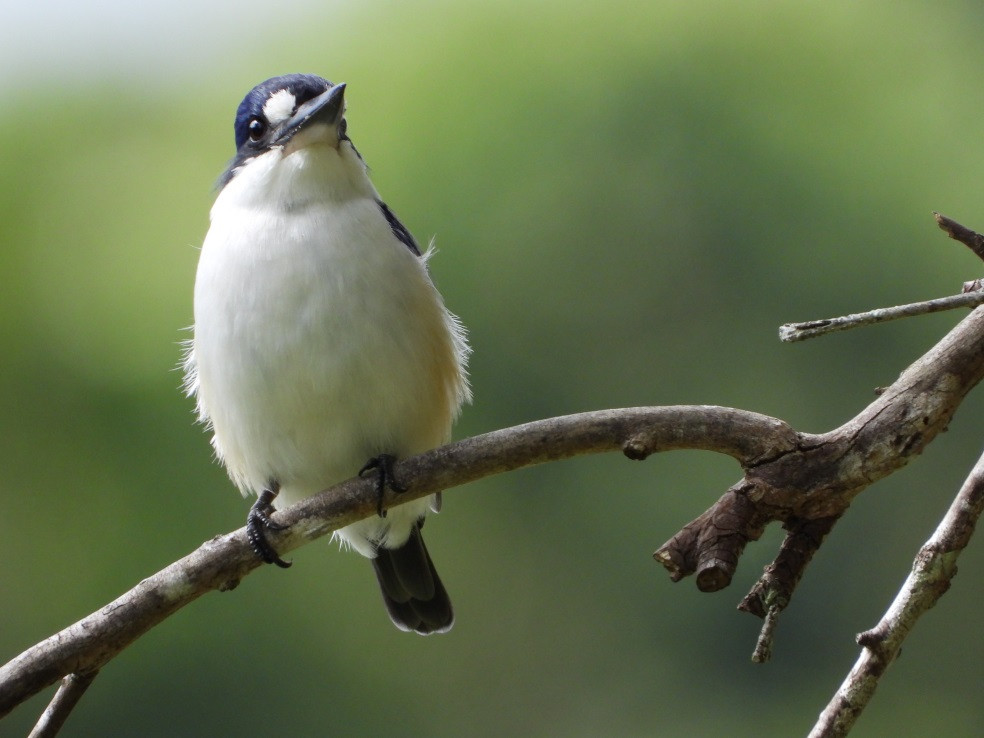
[233,74,333,151]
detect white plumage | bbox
[184,76,469,632]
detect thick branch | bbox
[656,304,984,632]
[0,406,788,717]
[808,446,984,737]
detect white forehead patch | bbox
[262,90,297,126]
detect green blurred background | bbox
[2,1,983,735]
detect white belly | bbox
[187,195,467,555]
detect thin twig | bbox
[778,291,984,342]
[750,605,780,663]
[780,213,984,343]
[808,447,984,738]
[739,516,839,661]
[27,671,99,738]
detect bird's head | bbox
[218,74,354,190]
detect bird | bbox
[183,74,471,634]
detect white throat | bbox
[218,140,376,214]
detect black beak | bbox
[274,83,346,146]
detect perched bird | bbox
[183,74,470,634]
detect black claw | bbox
[359,454,407,518]
[247,488,292,568]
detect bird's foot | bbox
[359,454,408,518]
[246,487,292,568]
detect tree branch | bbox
[28,671,99,738]
[779,213,984,342]
[778,291,984,342]
[807,445,984,737]
[935,210,984,262]
[3,304,984,732]
[656,303,984,652]
[0,405,794,720]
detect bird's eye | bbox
[248,118,266,142]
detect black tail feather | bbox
[371,523,453,635]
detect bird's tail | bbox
[371,522,453,635]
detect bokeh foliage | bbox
[2,1,983,735]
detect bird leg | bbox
[246,484,292,568]
[359,454,408,518]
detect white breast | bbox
[185,143,469,555]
